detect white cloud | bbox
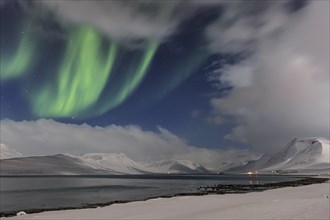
[0,119,256,170]
[206,1,290,53]
[32,1,182,43]
[209,1,330,152]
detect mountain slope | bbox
[0,144,23,159]
[144,159,210,174]
[79,154,210,174]
[80,153,148,174]
[0,153,210,175]
[228,137,329,173]
[0,154,101,175]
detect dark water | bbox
[0,174,301,212]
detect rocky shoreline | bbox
[1,177,328,218]
[197,177,329,194]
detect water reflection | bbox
[0,174,300,212]
[249,180,260,185]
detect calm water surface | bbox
[0,174,301,212]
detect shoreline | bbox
[1,176,328,218]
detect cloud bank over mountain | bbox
[1,1,328,155]
[0,119,256,170]
[209,1,329,151]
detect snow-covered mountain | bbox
[79,154,210,174]
[80,153,148,174]
[0,152,210,175]
[228,137,330,173]
[2,138,328,175]
[144,159,210,174]
[0,143,23,159]
[79,154,209,174]
[0,154,100,175]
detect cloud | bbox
[205,115,224,125]
[206,1,291,53]
[0,119,256,170]
[19,1,253,45]
[209,1,330,151]
[30,1,183,43]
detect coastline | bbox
[4,179,329,219]
[1,176,328,218]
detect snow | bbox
[15,212,26,216]
[80,153,147,174]
[0,153,210,175]
[143,159,209,174]
[7,182,330,219]
[80,153,209,174]
[228,137,330,173]
[0,154,104,175]
[0,144,23,160]
[79,154,210,174]
[1,137,328,175]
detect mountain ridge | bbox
[0,152,210,175]
[227,137,330,173]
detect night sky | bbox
[1,1,239,149]
[1,0,328,157]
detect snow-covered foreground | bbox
[8,182,329,219]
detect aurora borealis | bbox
[33,26,118,117]
[2,0,208,119]
[2,19,157,118]
[1,21,37,81]
[0,0,237,147]
[1,2,214,119]
[97,40,159,116]
[1,0,327,152]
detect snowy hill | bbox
[80,153,148,174]
[228,137,330,173]
[79,154,209,174]
[80,154,210,174]
[0,154,101,175]
[144,159,210,174]
[0,152,210,175]
[0,144,23,159]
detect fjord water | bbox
[1,175,301,213]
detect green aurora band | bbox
[0,24,36,80]
[15,3,204,119]
[97,41,158,115]
[94,2,177,115]
[32,26,118,117]
[31,26,158,118]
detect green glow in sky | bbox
[32,26,117,117]
[0,27,36,80]
[26,3,191,118]
[98,41,158,114]
[30,26,159,118]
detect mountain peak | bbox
[285,137,329,162]
[144,159,208,174]
[227,137,330,173]
[292,137,329,143]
